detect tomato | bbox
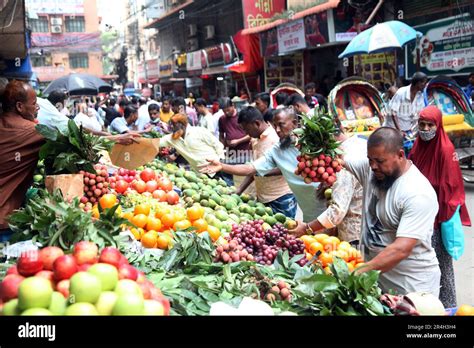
[125,176,134,183]
[152,190,167,202]
[129,170,137,177]
[140,168,156,182]
[159,178,173,192]
[166,191,180,205]
[115,180,129,194]
[118,168,127,176]
[145,180,159,193]
[134,180,147,194]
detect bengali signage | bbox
[159,59,174,78]
[242,0,286,29]
[277,18,306,54]
[31,33,101,53]
[26,0,84,14]
[406,14,474,77]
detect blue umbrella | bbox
[339,20,421,58]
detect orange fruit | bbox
[346,262,355,272]
[134,204,151,216]
[309,241,324,256]
[131,227,144,240]
[333,249,350,262]
[132,214,148,229]
[146,217,162,232]
[99,194,117,210]
[122,212,134,222]
[337,241,352,251]
[174,220,192,231]
[455,305,473,316]
[154,207,169,219]
[161,213,176,228]
[207,225,221,242]
[324,266,332,274]
[300,235,316,250]
[162,230,174,238]
[305,252,313,261]
[314,233,329,244]
[92,205,100,219]
[192,219,208,233]
[141,231,158,248]
[156,233,171,250]
[187,205,205,221]
[319,252,333,267]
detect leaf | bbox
[364,295,385,316]
[359,271,380,293]
[294,274,338,297]
[35,124,58,141]
[330,256,349,281]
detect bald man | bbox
[0,80,44,240]
[344,127,441,297]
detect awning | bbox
[0,0,28,59]
[241,0,340,35]
[144,0,194,29]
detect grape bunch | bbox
[214,240,255,263]
[80,164,110,205]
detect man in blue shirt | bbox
[464,73,474,104]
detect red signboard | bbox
[201,44,234,68]
[242,0,286,29]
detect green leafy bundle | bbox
[8,189,128,251]
[36,120,113,175]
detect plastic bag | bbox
[441,205,464,260]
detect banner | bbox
[354,52,396,88]
[277,18,306,54]
[31,33,101,53]
[26,0,84,14]
[406,14,474,77]
[186,51,202,71]
[242,0,286,29]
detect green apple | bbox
[48,292,67,315]
[143,300,165,316]
[112,294,144,316]
[65,303,99,316]
[69,272,102,304]
[114,279,142,298]
[95,291,118,315]
[2,299,20,316]
[18,277,53,310]
[21,308,53,316]
[88,263,119,291]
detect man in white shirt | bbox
[74,104,102,133]
[385,72,428,133]
[136,97,151,131]
[37,97,69,132]
[285,93,316,117]
[344,127,441,297]
[194,98,218,137]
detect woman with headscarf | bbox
[409,105,471,308]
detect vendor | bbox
[200,108,326,222]
[344,127,441,297]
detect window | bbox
[31,54,52,67]
[30,16,49,33]
[69,54,89,69]
[65,16,85,32]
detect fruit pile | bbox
[295,154,342,186]
[80,164,111,206]
[300,234,364,273]
[215,221,305,266]
[263,280,292,303]
[0,242,169,316]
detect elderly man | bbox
[345,127,441,297]
[159,113,225,173]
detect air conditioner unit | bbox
[51,25,63,34]
[187,24,197,37]
[187,38,199,51]
[50,18,62,25]
[204,25,215,40]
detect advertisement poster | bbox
[242,0,286,29]
[260,27,279,57]
[304,12,329,47]
[277,19,306,54]
[354,52,396,88]
[406,14,474,77]
[26,0,84,14]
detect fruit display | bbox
[80,164,111,206]
[300,234,365,272]
[293,110,342,187]
[0,243,169,316]
[215,221,305,266]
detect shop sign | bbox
[287,0,328,11]
[277,18,306,54]
[354,52,396,87]
[187,51,202,71]
[31,33,101,53]
[159,59,174,78]
[201,44,234,68]
[241,0,286,29]
[335,32,357,42]
[139,58,160,80]
[406,14,474,77]
[26,0,84,14]
[186,77,203,88]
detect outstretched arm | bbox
[199,159,256,177]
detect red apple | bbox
[0,274,25,301]
[6,265,19,276]
[99,247,122,268]
[136,272,146,284]
[118,264,138,281]
[35,270,55,287]
[78,263,93,272]
[73,241,99,265]
[138,282,152,299]
[39,246,64,271]
[17,250,43,277]
[53,255,78,281]
[56,279,70,299]
[158,297,170,316]
[119,254,129,266]
[149,285,164,300]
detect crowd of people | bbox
[0,71,471,308]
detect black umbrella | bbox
[43,73,113,96]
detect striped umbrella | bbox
[339,20,421,58]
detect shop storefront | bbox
[138,58,161,89]
[159,59,185,97]
[200,43,236,100]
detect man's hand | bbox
[288,221,307,238]
[228,139,240,147]
[199,159,223,175]
[113,133,141,145]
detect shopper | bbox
[345,127,441,297]
[463,72,474,98]
[409,106,471,307]
[172,96,198,126]
[304,83,319,109]
[200,108,326,222]
[385,72,428,134]
[275,92,289,109]
[136,97,151,131]
[103,98,122,127]
[144,103,167,135]
[195,98,218,137]
[74,103,103,133]
[159,96,174,123]
[285,94,315,117]
[254,92,273,123]
[109,105,139,134]
[237,107,297,218]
